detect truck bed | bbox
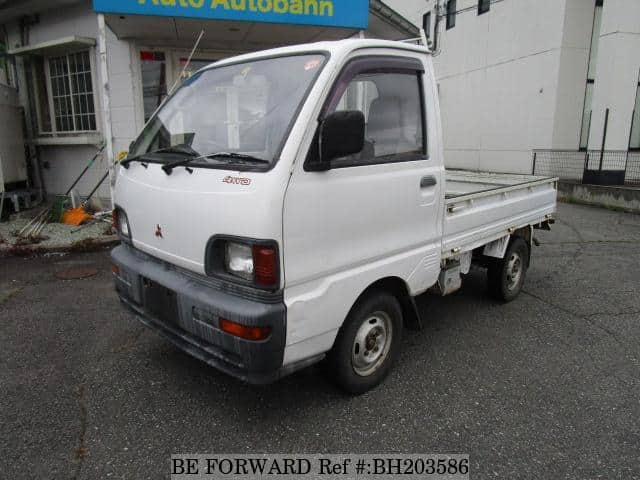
[442,170,557,257]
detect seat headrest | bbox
[367,97,402,139]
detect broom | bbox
[53,145,105,223]
[62,170,110,226]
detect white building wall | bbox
[5,0,137,204]
[552,0,595,149]
[433,0,570,173]
[381,0,425,28]
[387,0,600,173]
[105,28,140,169]
[6,2,105,201]
[588,0,640,150]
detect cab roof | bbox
[200,38,430,73]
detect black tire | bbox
[487,237,529,302]
[327,291,403,394]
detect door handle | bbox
[420,175,437,188]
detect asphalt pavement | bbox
[1,202,639,479]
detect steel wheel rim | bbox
[352,311,393,377]
[506,252,523,291]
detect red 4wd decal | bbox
[223,176,252,186]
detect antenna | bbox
[168,29,205,96]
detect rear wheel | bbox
[487,237,529,302]
[328,292,403,394]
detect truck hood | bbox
[113,163,284,275]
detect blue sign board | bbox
[93,0,369,29]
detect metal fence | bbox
[532,150,640,186]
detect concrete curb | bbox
[558,181,640,213]
[0,236,120,258]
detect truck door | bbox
[283,54,443,345]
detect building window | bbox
[446,0,457,30]
[48,51,97,132]
[32,50,97,135]
[423,11,431,38]
[579,0,604,150]
[140,51,167,122]
[630,79,640,150]
[587,0,603,81]
[478,0,490,15]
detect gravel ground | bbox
[0,210,116,252]
[1,202,639,479]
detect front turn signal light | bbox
[219,318,271,341]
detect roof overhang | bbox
[369,0,418,40]
[93,0,371,30]
[8,36,96,56]
[1,0,417,51]
[100,2,417,49]
[102,15,355,50]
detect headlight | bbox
[207,237,280,290]
[225,242,253,281]
[113,208,131,241]
[120,214,130,237]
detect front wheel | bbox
[487,236,529,302]
[328,292,403,394]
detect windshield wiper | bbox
[201,152,270,164]
[122,144,199,168]
[162,151,269,175]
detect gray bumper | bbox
[111,245,287,384]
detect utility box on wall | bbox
[0,83,27,193]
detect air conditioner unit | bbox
[0,84,27,195]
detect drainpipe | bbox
[15,17,46,203]
[97,14,115,208]
[432,0,441,53]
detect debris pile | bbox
[0,208,117,255]
[0,144,118,255]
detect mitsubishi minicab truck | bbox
[111,39,557,393]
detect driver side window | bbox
[332,71,425,165]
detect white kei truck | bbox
[111,39,557,393]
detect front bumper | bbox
[111,244,287,384]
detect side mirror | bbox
[319,110,365,165]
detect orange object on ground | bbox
[62,207,92,226]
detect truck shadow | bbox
[145,268,496,412]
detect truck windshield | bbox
[129,53,326,167]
